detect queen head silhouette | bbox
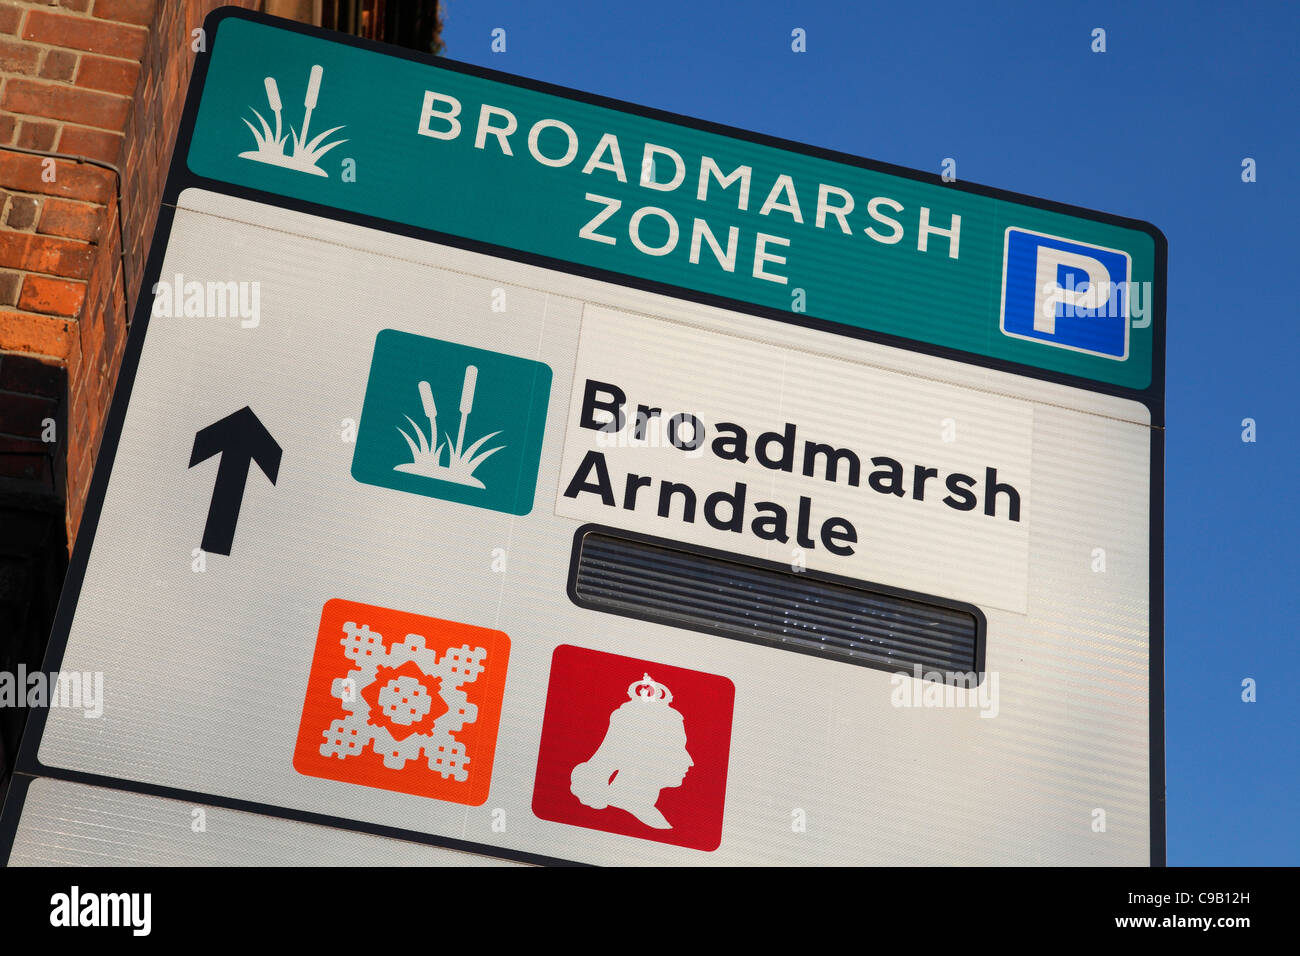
[570,673,694,829]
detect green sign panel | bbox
[188,17,1163,393]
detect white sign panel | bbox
[557,305,1034,613]
[3,10,1164,867]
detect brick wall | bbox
[0,0,261,544]
[0,0,307,797]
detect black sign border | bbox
[3,5,1166,867]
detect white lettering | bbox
[417,91,461,140]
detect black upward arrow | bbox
[188,406,282,556]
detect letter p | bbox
[1001,229,1132,360]
[1034,247,1112,334]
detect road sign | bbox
[2,8,1164,865]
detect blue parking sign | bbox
[1000,229,1131,360]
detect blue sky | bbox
[442,0,1300,865]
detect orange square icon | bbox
[293,598,510,806]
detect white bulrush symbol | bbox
[570,674,694,830]
[394,365,505,488]
[238,64,346,177]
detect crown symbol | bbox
[628,673,673,705]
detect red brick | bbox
[69,474,87,515]
[0,269,19,305]
[0,389,58,437]
[0,113,14,144]
[1,457,53,486]
[18,275,85,316]
[39,48,79,82]
[93,223,120,272]
[5,194,38,229]
[93,0,155,28]
[70,437,85,469]
[0,36,38,73]
[22,10,147,60]
[37,197,102,242]
[0,309,75,357]
[0,352,64,397]
[67,451,86,493]
[59,0,93,12]
[0,435,52,483]
[74,409,92,448]
[63,316,81,365]
[75,54,138,96]
[2,79,130,131]
[67,378,84,422]
[0,5,21,35]
[58,125,122,164]
[79,301,103,357]
[15,120,58,151]
[0,152,113,203]
[0,233,93,279]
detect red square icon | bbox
[532,645,734,851]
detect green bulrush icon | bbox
[352,330,553,516]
